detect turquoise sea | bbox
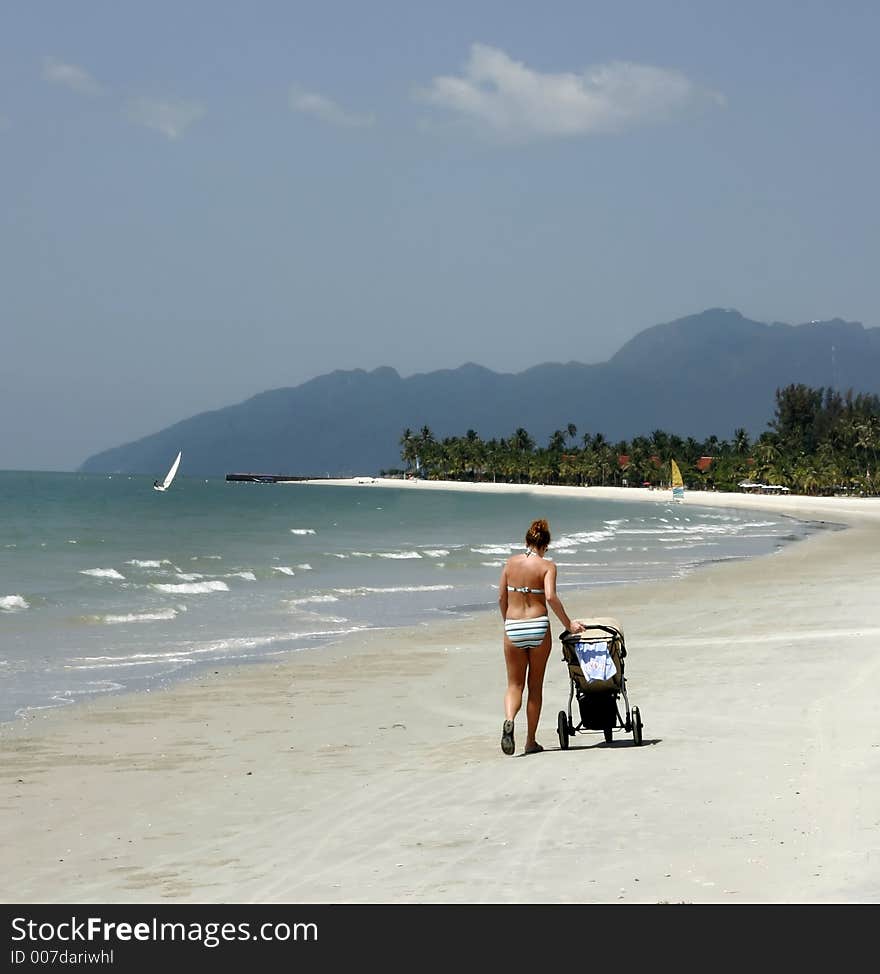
[0,471,814,724]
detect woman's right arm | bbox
[498,563,509,620]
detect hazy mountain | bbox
[79,308,880,477]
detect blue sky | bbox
[3,1,878,470]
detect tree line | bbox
[390,384,880,495]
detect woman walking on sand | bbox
[499,518,584,756]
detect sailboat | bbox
[153,451,182,492]
[670,459,685,502]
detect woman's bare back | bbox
[502,553,550,619]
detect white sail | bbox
[154,451,182,491]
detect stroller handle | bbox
[560,624,622,641]
[560,624,627,658]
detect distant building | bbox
[738,481,791,494]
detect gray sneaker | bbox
[501,719,515,755]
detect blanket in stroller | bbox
[574,639,617,683]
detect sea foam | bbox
[152,580,229,594]
[556,530,616,545]
[333,584,454,595]
[1,595,29,612]
[100,609,179,624]
[80,568,125,580]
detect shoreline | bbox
[2,481,827,728]
[302,476,880,524]
[3,484,880,903]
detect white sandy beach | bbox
[2,480,880,904]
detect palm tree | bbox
[484,438,502,483]
[852,419,879,484]
[733,428,751,455]
[511,427,534,454]
[399,428,417,473]
[815,442,839,492]
[507,428,533,481]
[461,429,483,480]
[558,451,580,485]
[754,435,779,475]
[444,437,466,480]
[577,450,600,486]
[626,442,650,486]
[650,429,669,458]
[602,443,625,486]
[415,426,436,477]
[530,451,555,485]
[547,429,567,453]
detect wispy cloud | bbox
[127,97,205,140]
[42,56,104,96]
[289,87,375,128]
[416,43,724,142]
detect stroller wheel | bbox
[632,706,643,746]
[557,711,569,750]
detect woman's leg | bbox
[503,635,528,723]
[524,631,552,750]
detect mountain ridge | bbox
[79,309,879,477]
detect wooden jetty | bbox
[225,473,313,483]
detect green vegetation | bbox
[395,385,880,496]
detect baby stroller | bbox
[557,617,644,748]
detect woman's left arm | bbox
[544,562,583,632]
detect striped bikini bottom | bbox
[504,615,550,649]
